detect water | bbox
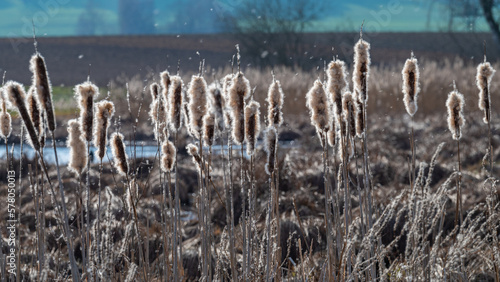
[0,140,297,165]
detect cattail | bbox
[446,85,465,140]
[5,81,40,150]
[160,70,171,101]
[476,61,496,123]
[169,75,183,132]
[306,79,331,135]
[402,54,420,117]
[186,143,203,172]
[229,72,251,144]
[203,111,215,147]
[111,132,128,176]
[94,101,115,160]
[245,100,261,156]
[188,75,208,138]
[266,79,284,127]
[222,74,234,129]
[353,39,371,102]
[75,81,99,142]
[208,82,224,129]
[342,92,357,138]
[30,53,56,131]
[265,126,277,175]
[27,87,42,135]
[149,82,167,141]
[354,92,365,138]
[327,115,336,147]
[67,119,88,175]
[0,95,11,140]
[161,140,176,172]
[327,60,349,115]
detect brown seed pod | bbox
[306,79,331,135]
[245,100,261,156]
[353,39,371,102]
[266,79,284,127]
[446,86,465,140]
[67,119,88,175]
[188,75,208,138]
[161,140,176,172]
[265,126,277,175]
[5,81,40,150]
[229,72,251,144]
[169,75,184,132]
[0,95,12,140]
[476,61,495,124]
[94,101,115,160]
[203,111,215,147]
[402,54,420,117]
[111,132,129,176]
[75,81,99,142]
[30,53,56,132]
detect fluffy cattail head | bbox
[446,86,465,140]
[161,140,176,172]
[75,81,99,142]
[229,72,251,144]
[5,81,40,150]
[203,111,215,147]
[208,82,224,129]
[67,119,88,175]
[169,75,184,132]
[94,101,115,160]
[222,74,234,129]
[150,82,160,101]
[342,92,357,138]
[161,70,171,96]
[27,86,43,136]
[402,54,420,117]
[327,60,348,113]
[188,75,208,138]
[354,92,365,138]
[0,94,11,140]
[30,53,55,131]
[266,79,284,127]
[265,126,277,175]
[353,39,371,102]
[306,79,331,135]
[476,61,496,123]
[111,132,129,176]
[245,100,261,156]
[186,143,203,172]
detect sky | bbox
[0,0,491,38]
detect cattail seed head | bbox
[327,112,336,147]
[342,92,357,138]
[0,95,11,140]
[208,82,224,130]
[402,54,420,117]
[30,53,56,132]
[160,70,171,99]
[188,75,208,138]
[446,86,465,140]
[161,140,176,172]
[186,143,203,172]
[222,74,234,129]
[75,81,99,142]
[94,101,115,160]
[306,79,331,135]
[203,111,215,147]
[229,72,251,144]
[265,126,277,175]
[67,119,88,175]
[27,86,43,136]
[354,92,365,138]
[327,60,348,115]
[111,132,128,176]
[476,61,495,123]
[169,75,184,132]
[245,100,261,156]
[353,39,371,102]
[149,82,168,141]
[150,82,160,101]
[5,81,40,150]
[266,79,284,127]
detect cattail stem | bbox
[173,131,181,281]
[227,130,237,280]
[455,139,463,226]
[322,133,332,280]
[85,141,91,269]
[96,159,103,265]
[240,144,247,281]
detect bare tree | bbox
[480,0,500,44]
[222,0,325,67]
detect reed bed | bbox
[0,36,499,282]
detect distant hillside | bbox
[0,32,497,86]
